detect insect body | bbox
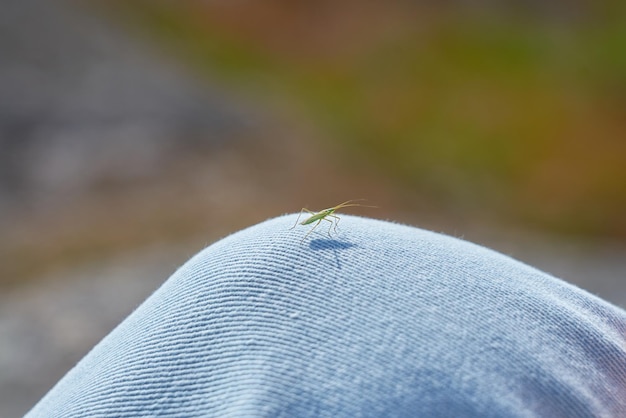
[290,199,374,241]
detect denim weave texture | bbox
[27,215,626,417]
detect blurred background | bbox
[1,0,625,415]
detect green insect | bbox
[290,199,374,241]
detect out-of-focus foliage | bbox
[107,0,626,237]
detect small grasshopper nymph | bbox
[290,199,375,241]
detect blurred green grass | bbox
[104,0,626,238]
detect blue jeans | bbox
[27,215,626,417]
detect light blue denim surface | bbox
[27,215,626,417]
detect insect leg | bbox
[303,218,323,241]
[327,214,341,234]
[291,208,316,229]
[319,217,335,237]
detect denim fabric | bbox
[27,215,626,417]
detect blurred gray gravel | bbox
[0,0,251,217]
